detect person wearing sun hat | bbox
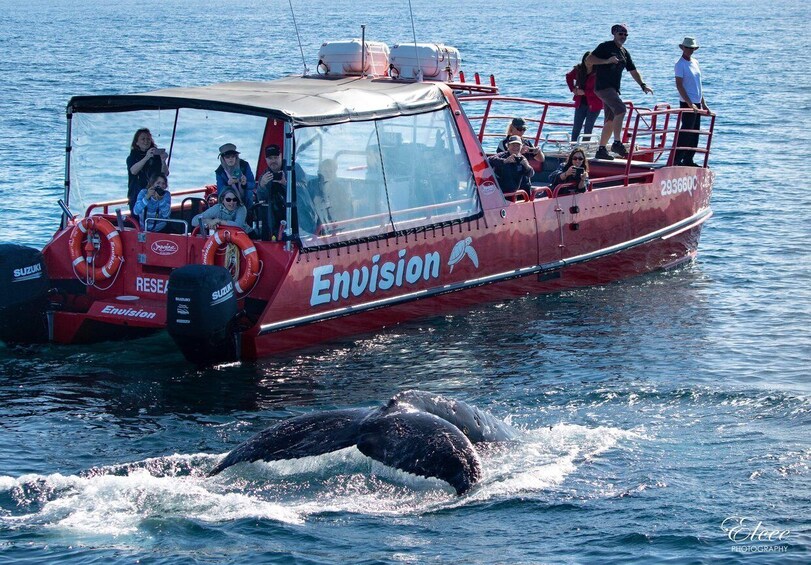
[487,135,534,193]
[674,36,709,167]
[587,23,654,160]
[215,143,256,209]
[496,117,545,168]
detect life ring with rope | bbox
[202,228,260,294]
[67,216,124,283]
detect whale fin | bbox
[209,408,368,476]
[357,411,482,495]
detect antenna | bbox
[407,0,423,81]
[288,0,309,76]
[361,24,367,78]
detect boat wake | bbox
[0,423,640,539]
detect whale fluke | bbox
[208,391,515,494]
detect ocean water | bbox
[0,0,809,563]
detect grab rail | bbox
[84,186,209,217]
[461,95,715,195]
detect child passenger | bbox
[133,173,171,232]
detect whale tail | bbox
[357,410,482,495]
[208,391,512,494]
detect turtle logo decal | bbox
[448,237,479,273]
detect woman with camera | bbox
[133,173,172,232]
[549,147,590,195]
[127,128,169,213]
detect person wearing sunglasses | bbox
[496,117,545,166]
[191,187,249,232]
[549,147,590,195]
[674,37,709,167]
[587,23,653,161]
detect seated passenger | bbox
[133,173,171,232]
[496,117,545,167]
[549,147,591,194]
[307,158,353,225]
[488,136,533,194]
[127,128,168,214]
[257,144,307,234]
[191,187,249,232]
[215,143,256,209]
[358,145,388,219]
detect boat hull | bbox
[240,166,712,358]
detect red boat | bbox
[0,46,715,363]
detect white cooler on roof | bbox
[389,43,462,80]
[317,40,390,77]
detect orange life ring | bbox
[68,217,124,283]
[202,228,260,294]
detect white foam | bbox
[0,423,643,534]
[1,459,303,538]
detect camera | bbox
[155,187,166,197]
[573,166,584,174]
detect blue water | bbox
[1,0,810,563]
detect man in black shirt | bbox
[587,23,653,160]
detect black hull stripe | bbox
[257,208,712,335]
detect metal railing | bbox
[460,94,715,192]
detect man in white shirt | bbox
[674,36,710,166]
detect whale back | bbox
[387,390,517,443]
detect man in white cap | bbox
[587,23,654,160]
[487,135,534,193]
[674,37,709,167]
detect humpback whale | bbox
[208,390,517,495]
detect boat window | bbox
[293,108,479,247]
[69,110,266,212]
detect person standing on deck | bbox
[674,36,709,167]
[587,23,653,160]
[127,128,168,213]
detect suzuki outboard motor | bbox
[167,265,239,364]
[0,244,50,343]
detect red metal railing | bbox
[460,94,715,191]
[84,186,209,218]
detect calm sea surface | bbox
[0,0,809,563]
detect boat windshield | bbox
[68,109,266,212]
[293,107,479,247]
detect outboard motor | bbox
[167,265,239,364]
[0,244,50,343]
